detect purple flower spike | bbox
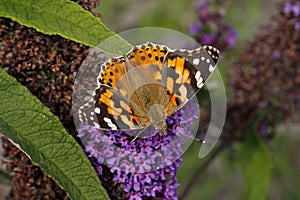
[197,1,210,11]
[190,0,238,50]
[197,1,211,22]
[283,2,293,14]
[283,1,300,16]
[128,191,143,200]
[225,30,238,47]
[78,99,200,199]
[272,50,281,60]
[189,22,202,35]
[282,2,300,31]
[202,33,214,45]
[292,2,300,17]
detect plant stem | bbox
[178,142,225,199]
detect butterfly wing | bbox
[78,43,220,131]
[98,42,170,89]
[80,42,170,130]
[97,57,127,88]
[162,45,220,115]
[79,84,149,130]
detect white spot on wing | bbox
[197,82,204,88]
[104,117,111,122]
[193,58,200,65]
[209,64,215,72]
[195,70,204,88]
[195,71,201,81]
[110,124,117,130]
[103,117,118,130]
[93,122,100,128]
[198,77,203,83]
[94,107,101,114]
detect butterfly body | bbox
[79,42,220,136]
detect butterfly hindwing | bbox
[79,85,147,130]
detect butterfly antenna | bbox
[131,126,148,142]
[164,116,201,142]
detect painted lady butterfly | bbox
[79,42,220,137]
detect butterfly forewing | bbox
[162,45,220,115]
[169,46,219,91]
[97,57,127,88]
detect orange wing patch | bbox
[127,43,169,68]
[170,94,181,106]
[97,43,170,89]
[98,89,122,115]
[131,115,141,126]
[97,57,126,88]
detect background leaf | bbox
[239,128,273,200]
[0,68,109,200]
[0,0,132,55]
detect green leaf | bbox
[0,0,132,55]
[0,68,109,200]
[239,128,273,200]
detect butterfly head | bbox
[148,103,166,131]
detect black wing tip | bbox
[202,45,220,64]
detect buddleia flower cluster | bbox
[78,100,199,199]
[188,0,238,141]
[226,0,300,142]
[190,1,238,50]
